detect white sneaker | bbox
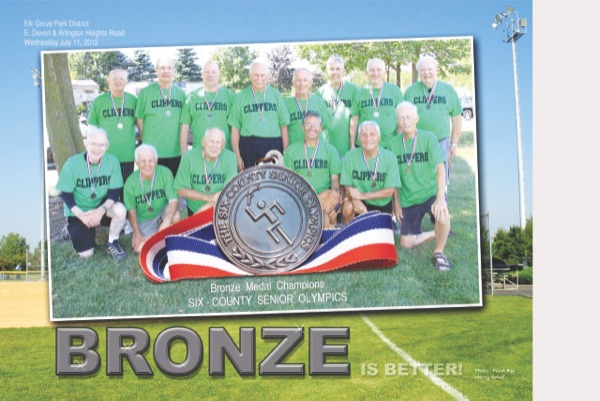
[123,220,133,235]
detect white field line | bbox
[361,314,469,401]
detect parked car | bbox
[461,95,475,120]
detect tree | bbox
[129,50,156,82]
[175,48,202,82]
[492,218,533,267]
[30,240,49,269]
[211,46,259,91]
[44,53,85,174]
[68,51,132,92]
[0,233,27,270]
[267,46,295,93]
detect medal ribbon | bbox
[110,93,125,125]
[362,148,380,187]
[304,139,320,174]
[203,150,221,188]
[402,131,418,169]
[369,85,384,114]
[204,86,219,114]
[138,207,397,282]
[332,81,344,113]
[158,83,173,112]
[294,94,310,117]
[139,171,156,210]
[422,79,438,108]
[251,86,267,119]
[86,153,102,196]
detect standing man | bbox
[136,56,186,177]
[350,58,403,149]
[284,112,342,228]
[124,144,180,253]
[179,60,236,154]
[318,55,358,157]
[284,67,331,145]
[87,68,138,190]
[390,102,451,271]
[340,121,401,224]
[228,61,290,170]
[55,127,127,261]
[174,128,238,216]
[403,55,463,185]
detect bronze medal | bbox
[307,171,312,177]
[148,206,154,213]
[205,185,211,192]
[426,104,431,110]
[91,192,97,199]
[371,182,377,188]
[213,165,322,275]
[207,112,212,118]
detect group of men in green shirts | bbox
[58,53,461,271]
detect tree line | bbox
[480,218,533,269]
[0,233,46,271]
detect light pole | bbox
[492,6,528,229]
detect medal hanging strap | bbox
[110,93,125,126]
[86,153,102,197]
[362,148,380,187]
[304,139,320,175]
[252,86,266,120]
[203,150,221,188]
[204,86,219,114]
[423,79,438,109]
[402,131,418,169]
[294,94,310,117]
[140,170,156,210]
[332,81,344,113]
[158,83,173,113]
[369,85,384,114]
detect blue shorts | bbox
[400,195,437,236]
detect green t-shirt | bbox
[227,86,290,138]
[388,130,445,208]
[350,82,403,148]
[318,80,358,157]
[283,140,341,194]
[180,86,236,150]
[403,80,462,141]
[123,165,178,221]
[87,92,138,163]
[284,94,332,145]
[135,82,186,158]
[173,148,238,213]
[340,147,401,207]
[56,152,123,217]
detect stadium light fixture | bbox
[491,6,528,229]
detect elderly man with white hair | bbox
[123,144,180,253]
[174,127,238,216]
[136,56,186,177]
[390,102,451,271]
[403,55,463,185]
[56,127,127,260]
[340,121,400,224]
[318,55,358,157]
[228,61,290,170]
[284,67,331,145]
[349,58,403,150]
[179,60,236,154]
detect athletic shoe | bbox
[123,220,133,235]
[105,240,127,261]
[61,225,70,241]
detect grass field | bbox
[49,131,480,320]
[0,295,531,400]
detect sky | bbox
[0,0,532,246]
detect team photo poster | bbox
[1,1,538,399]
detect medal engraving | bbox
[214,165,322,274]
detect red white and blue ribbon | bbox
[139,207,397,283]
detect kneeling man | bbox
[56,127,127,260]
[124,144,181,253]
[390,102,451,271]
